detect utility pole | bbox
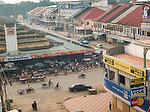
[98,22,100,44]
[84,20,86,35]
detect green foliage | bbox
[0,0,56,20]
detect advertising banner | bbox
[143,4,150,18]
[103,55,146,77]
[104,76,148,111]
[104,76,130,100]
[131,87,146,98]
[131,97,144,107]
[130,77,144,88]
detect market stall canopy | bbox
[34,63,44,67]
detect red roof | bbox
[37,7,49,15]
[101,4,129,22]
[116,5,142,27]
[80,7,105,20]
[28,7,45,14]
[92,6,116,21]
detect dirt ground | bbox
[6,68,106,112]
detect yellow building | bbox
[0,17,55,53]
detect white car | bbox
[66,33,71,38]
[95,44,103,48]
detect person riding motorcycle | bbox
[28,85,33,92]
[48,79,52,86]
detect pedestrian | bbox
[4,78,7,85]
[109,102,111,111]
[32,101,37,110]
[9,78,12,86]
[54,69,58,76]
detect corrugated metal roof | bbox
[37,7,49,15]
[96,5,122,22]
[116,5,142,27]
[101,4,129,23]
[80,7,105,20]
[28,7,46,14]
[72,7,94,20]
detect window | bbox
[119,74,125,85]
[131,27,133,33]
[147,32,150,36]
[86,22,89,25]
[142,31,145,36]
[138,28,141,35]
[110,71,115,80]
[103,25,105,28]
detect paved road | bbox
[20,21,116,50]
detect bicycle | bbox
[54,86,63,91]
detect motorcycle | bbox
[17,88,35,95]
[26,88,35,93]
[41,83,55,89]
[78,74,86,79]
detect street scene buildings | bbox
[0,0,150,111]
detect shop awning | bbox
[76,27,93,30]
[106,34,121,39]
[92,32,104,36]
[117,36,127,43]
[124,38,133,42]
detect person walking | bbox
[4,78,7,85]
[8,78,12,86]
[32,101,37,110]
[54,69,58,76]
[109,102,112,111]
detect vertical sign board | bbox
[103,55,146,77]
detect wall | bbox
[125,42,150,60]
[112,95,138,112]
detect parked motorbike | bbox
[78,74,86,79]
[41,83,55,89]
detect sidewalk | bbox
[63,92,114,112]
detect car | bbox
[51,26,55,30]
[68,83,92,92]
[95,44,103,48]
[66,33,71,38]
[80,39,89,44]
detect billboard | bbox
[143,4,150,18]
[103,55,146,77]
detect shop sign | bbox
[4,54,32,62]
[131,97,144,107]
[131,87,146,98]
[7,28,14,35]
[130,77,144,88]
[103,55,146,77]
